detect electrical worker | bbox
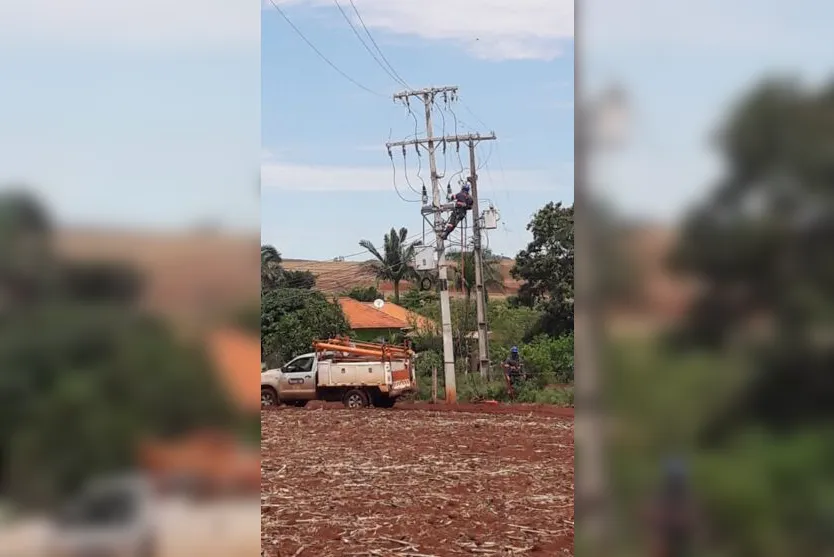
[440,181,474,240]
[503,346,524,390]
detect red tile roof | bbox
[338,297,415,330]
[372,301,437,333]
[206,328,261,413]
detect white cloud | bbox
[0,0,258,51]
[261,155,570,193]
[585,0,831,52]
[268,0,573,61]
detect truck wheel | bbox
[343,389,370,409]
[261,387,279,407]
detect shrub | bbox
[343,286,383,302]
[415,350,442,378]
[519,333,574,385]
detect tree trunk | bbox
[393,281,400,303]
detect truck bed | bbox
[316,358,411,388]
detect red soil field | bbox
[261,405,574,556]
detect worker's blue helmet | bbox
[511,346,518,353]
[462,183,471,192]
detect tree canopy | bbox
[0,193,234,507]
[669,77,834,437]
[259,245,349,366]
[511,202,574,339]
[446,249,504,300]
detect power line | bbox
[267,0,384,98]
[347,0,410,88]
[333,0,408,88]
[388,147,421,203]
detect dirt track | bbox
[261,405,574,556]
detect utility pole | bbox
[387,86,498,400]
[467,138,493,379]
[390,86,459,402]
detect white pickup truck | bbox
[261,339,417,409]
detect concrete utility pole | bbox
[389,86,460,402]
[467,138,494,379]
[388,129,496,386]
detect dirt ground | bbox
[261,405,574,556]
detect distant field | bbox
[54,230,520,324]
[283,258,522,297]
[55,223,694,330]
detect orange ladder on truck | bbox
[312,337,414,383]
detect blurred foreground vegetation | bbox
[604,76,834,556]
[0,192,238,509]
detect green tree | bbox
[343,285,383,302]
[511,202,574,338]
[446,249,504,301]
[261,244,284,290]
[358,227,417,303]
[281,269,316,290]
[630,77,834,556]
[261,288,349,367]
[670,77,834,434]
[261,245,316,290]
[399,288,439,313]
[0,192,234,507]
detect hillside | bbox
[55,224,695,331]
[282,258,522,297]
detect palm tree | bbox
[446,249,505,301]
[358,227,417,303]
[261,244,283,290]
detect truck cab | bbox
[261,352,318,407]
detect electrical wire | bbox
[458,95,492,131]
[267,0,384,98]
[332,0,405,87]
[388,148,420,203]
[445,102,467,187]
[346,0,410,88]
[399,146,422,196]
[405,103,429,193]
[432,97,449,179]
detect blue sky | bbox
[0,0,260,231]
[583,0,834,223]
[261,0,575,259]
[4,0,826,259]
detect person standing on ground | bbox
[503,346,524,395]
